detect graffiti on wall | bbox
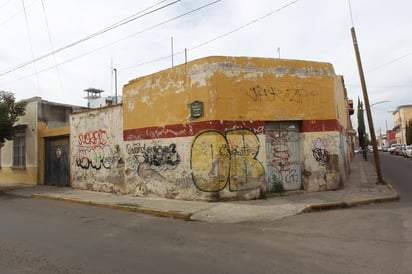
[75,129,123,170]
[125,142,180,181]
[191,129,265,192]
[266,128,299,188]
[247,85,319,104]
[311,135,339,166]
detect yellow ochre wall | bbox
[112,56,351,200]
[123,56,338,130]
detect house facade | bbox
[70,56,354,201]
[392,105,412,144]
[0,97,86,185]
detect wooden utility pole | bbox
[351,27,385,184]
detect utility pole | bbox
[113,68,118,104]
[351,27,385,184]
[171,36,174,67]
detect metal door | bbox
[265,122,301,190]
[45,136,70,186]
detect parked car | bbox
[405,145,412,158]
[389,144,403,154]
[393,147,401,156]
[393,145,407,156]
[354,147,363,154]
[399,145,408,157]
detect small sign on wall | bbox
[190,100,204,119]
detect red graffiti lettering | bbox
[78,129,109,148]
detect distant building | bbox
[392,105,412,144]
[84,88,121,108]
[0,97,86,185]
[386,130,396,146]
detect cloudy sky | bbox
[1,0,411,134]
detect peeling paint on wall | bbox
[302,132,344,192]
[70,106,125,192]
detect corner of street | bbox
[0,154,400,224]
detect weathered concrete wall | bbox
[302,131,348,192]
[70,105,126,193]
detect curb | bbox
[303,194,400,212]
[31,193,192,221]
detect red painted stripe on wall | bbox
[301,119,344,133]
[123,120,265,141]
[124,119,348,141]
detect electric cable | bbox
[0,0,12,10]
[0,0,39,27]
[40,0,66,98]
[21,0,41,94]
[120,0,299,71]
[1,0,222,85]
[0,0,181,76]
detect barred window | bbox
[13,133,26,168]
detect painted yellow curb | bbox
[304,195,400,212]
[31,193,192,220]
[346,195,400,206]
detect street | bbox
[378,152,412,203]
[1,152,411,274]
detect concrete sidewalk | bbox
[0,155,399,224]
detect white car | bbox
[405,145,412,158]
[389,144,403,154]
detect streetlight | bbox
[370,100,389,107]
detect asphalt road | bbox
[378,151,412,204]
[1,152,411,274]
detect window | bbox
[13,133,26,168]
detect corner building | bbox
[109,56,351,201]
[70,56,352,201]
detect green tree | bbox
[0,91,27,147]
[357,97,367,160]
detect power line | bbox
[346,84,412,89]
[41,0,66,98]
[0,0,181,77]
[2,0,222,85]
[190,0,299,51]
[0,0,12,9]
[0,0,38,27]
[367,52,412,72]
[21,0,41,94]
[120,0,299,71]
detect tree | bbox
[0,91,27,147]
[357,97,367,160]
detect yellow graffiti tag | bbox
[191,129,265,192]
